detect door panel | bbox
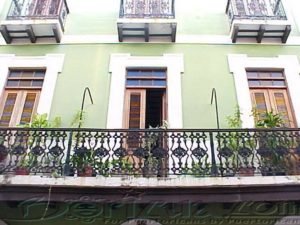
[0,90,40,127]
[250,89,295,127]
[124,89,146,129]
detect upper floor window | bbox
[0,69,45,127]
[124,69,167,129]
[126,69,167,88]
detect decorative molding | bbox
[107,53,184,129]
[0,54,65,117]
[227,54,300,128]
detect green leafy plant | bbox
[222,107,255,176]
[20,113,61,128]
[254,110,288,175]
[255,110,284,128]
[70,110,85,128]
[142,120,168,177]
[71,149,94,176]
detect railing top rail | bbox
[2,127,300,132]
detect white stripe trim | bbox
[3,34,300,45]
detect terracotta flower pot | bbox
[78,165,93,177]
[15,167,30,175]
[238,167,255,176]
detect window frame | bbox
[107,54,184,129]
[228,54,300,128]
[0,54,64,121]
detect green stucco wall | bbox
[1,43,300,128]
[1,0,300,128]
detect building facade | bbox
[0,0,299,224]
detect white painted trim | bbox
[107,53,184,129]
[0,54,64,117]
[1,34,300,45]
[0,174,300,188]
[227,54,300,128]
[60,34,300,45]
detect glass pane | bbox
[254,92,267,120]
[153,80,167,86]
[126,80,139,86]
[19,80,32,86]
[8,71,21,77]
[271,72,283,78]
[0,93,17,127]
[20,93,36,124]
[273,92,290,127]
[21,71,34,77]
[248,80,260,86]
[247,72,258,78]
[127,70,140,77]
[273,80,285,86]
[258,72,271,78]
[32,80,44,87]
[260,80,273,86]
[140,80,153,86]
[34,71,46,77]
[152,71,166,78]
[6,80,19,87]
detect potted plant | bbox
[141,121,168,177]
[71,147,94,177]
[220,107,255,176]
[15,152,37,175]
[255,110,288,176]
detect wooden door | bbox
[0,90,40,127]
[250,89,295,127]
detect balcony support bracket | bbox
[282,25,291,43]
[25,25,36,43]
[171,23,176,42]
[0,25,12,44]
[257,25,265,43]
[52,26,62,43]
[232,25,239,43]
[144,23,149,42]
[117,23,123,42]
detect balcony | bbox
[0,127,299,177]
[226,0,291,43]
[117,0,176,42]
[0,0,69,44]
[0,127,300,208]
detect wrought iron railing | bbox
[119,0,175,18]
[226,0,287,26]
[0,128,299,177]
[6,0,69,28]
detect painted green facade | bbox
[0,0,300,128]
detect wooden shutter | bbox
[19,92,39,125]
[0,90,40,127]
[269,89,295,128]
[250,89,295,128]
[0,93,17,127]
[124,89,146,129]
[250,89,271,122]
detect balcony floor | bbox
[0,19,64,44]
[117,19,177,42]
[230,20,291,43]
[1,174,300,203]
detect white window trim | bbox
[107,53,184,129]
[228,54,300,128]
[0,54,64,117]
